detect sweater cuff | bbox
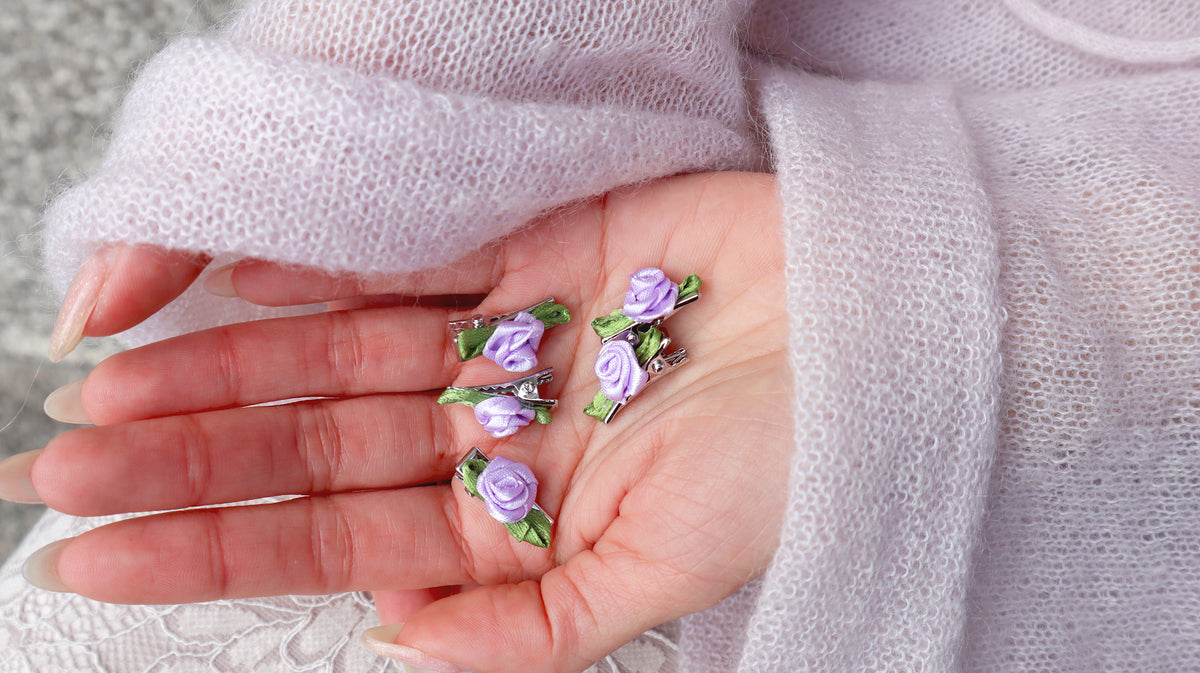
[686,67,1003,672]
[41,37,756,342]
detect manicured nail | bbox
[0,450,42,504]
[49,249,114,362]
[204,262,239,298]
[23,538,73,593]
[44,380,91,425]
[362,624,464,673]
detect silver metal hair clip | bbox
[454,447,553,548]
[644,342,690,378]
[598,293,701,343]
[449,368,557,409]
[454,448,553,523]
[588,331,689,423]
[448,299,571,371]
[448,299,558,336]
[438,369,557,438]
[585,268,701,423]
[454,447,491,480]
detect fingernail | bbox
[0,450,43,504]
[23,538,73,593]
[44,380,91,425]
[49,249,113,362]
[362,624,464,673]
[204,262,239,298]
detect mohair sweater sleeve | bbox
[678,67,1005,672]
[40,0,761,343]
[682,58,1200,673]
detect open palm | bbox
[30,172,792,673]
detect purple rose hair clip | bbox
[438,368,556,438]
[585,268,701,423]
[455,448,552,548]
[449,299,571,372]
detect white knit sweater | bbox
[7,1,1200,671]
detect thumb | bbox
[373,586,473,624]
[364,549,690,673]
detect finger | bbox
[40,488,475,605]
[373,587,466,625]
[209,246,504,306]
[325,294,488,312]
[33,395,454,516]
[78,306,461,424]
[50,245,210,361]
[375,541,707,673]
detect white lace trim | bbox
[0,510,678,673]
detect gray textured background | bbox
[0,0,240,562]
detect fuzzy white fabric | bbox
[685,70,1004,672]
[39,0,760,343]
[7,0,1200,671]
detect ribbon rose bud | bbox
[622,267,679,323]
[473,395,537,438]
[476,456,539,524]
[595,339,648,402]
[482,312,545,372]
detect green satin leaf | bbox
[534,407,553,425]
[456,326,495,360]
[590,309,633,340]
[633,326,663,365]
[677,274,702,300]
[505,508,553,548]
[584,390,616,421]
[437,387,491,408]
[529,301,572,328]
[462,459,488,499]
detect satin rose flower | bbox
[482,312,544,372]
[473,395,536,438]
[595,339,648,402]
[476,456,539,523]
[621,267,679,322]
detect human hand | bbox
[18,172,792,673]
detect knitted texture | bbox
[14,0,1200,672]
[959,72,1200,671]
[41,0,759,343]
[743,0,1200,90]
[680,70,1003,673]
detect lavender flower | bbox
[473,395,536,438]
[595,340,648,402]
[476,456,539,523]
[621,267,679,323]
[482,312,545,372]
